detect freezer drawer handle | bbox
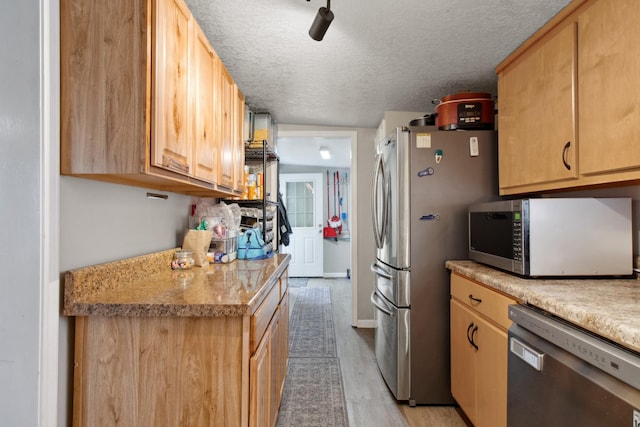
[510,337,544,371]
[370,262,393,280]
[371,291,394,317]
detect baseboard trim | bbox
[354,319,375,328]
[323,272,349,278]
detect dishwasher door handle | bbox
[510,336,545,371]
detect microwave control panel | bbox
[512,211,522,261]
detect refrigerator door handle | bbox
[371,291,395,317]
[370,262,393,280]
[371,153,388,249]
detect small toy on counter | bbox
[171,250,194,270]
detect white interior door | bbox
[280,173,324,277]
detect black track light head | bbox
[309,1,334,41]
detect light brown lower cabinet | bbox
[250,321,272,427]
[250,303,284,427]
[72,272,289,427]
[278,291,289,401]
[450,273,517,427]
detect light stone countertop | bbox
[63,248,291,317]
[446,260,640,353]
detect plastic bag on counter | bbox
[191,200,235,239]
[190,198,212,229]
[226,203,242,232]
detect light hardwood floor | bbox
[289,278,468,427]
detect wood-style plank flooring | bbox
[289,278,468,427]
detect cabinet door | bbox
[278,291,289,403]
[474,313,508,427]
[234,87,246,192]
[451,273,516,331]
[60,0,149,176]
[217,64,235,189]
[250,326,271,427]
[269,308,281,427]
[497,23,577,192]
[578,0,640,176]
[191,24,217,184]
[450,300,478,425]
[153,0,193,175]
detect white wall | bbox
[59,177,192,269]
[0,1,45,424]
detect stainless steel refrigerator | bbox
[370,126,498,405]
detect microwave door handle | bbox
[370,291,394,317]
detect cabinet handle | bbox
[466,322,475,346]
[470,325,479,350]
[468,294,482,304]
[562,141,571,170]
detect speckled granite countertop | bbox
[63,248,290,317]
[446,260,640,352]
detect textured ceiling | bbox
[185,0,572,129]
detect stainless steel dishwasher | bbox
[507,304,640,427]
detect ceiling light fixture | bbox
[308,0,334,41]
[319,146,331,159]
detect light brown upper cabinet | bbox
[61,0,243,197]
[497,22,577,192]
[577,0,640,178]
[496,0,640,195]
[234,89,247,193]
[191,22,219,184]
[153,0,193,177]
[217,64,236,190]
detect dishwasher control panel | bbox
[508,304,640,390]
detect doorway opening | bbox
[277,129,357,326]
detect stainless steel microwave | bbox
[468,198,633,276]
